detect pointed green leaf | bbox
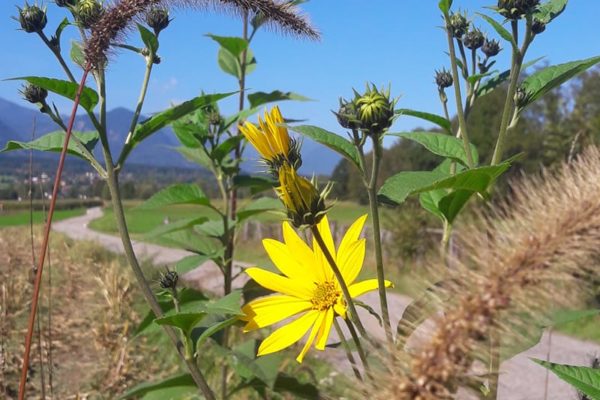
[205,290,244,316]
[54,17,70,44]
[438,0,452,13]
[534,0,568,24]
[291,125,362,171]
[195,316,240,349]
[233,175,276,195]
[207,34,248,56]
[390,132,479,166]
[144,216,209,239]
[139,183,211,209]
[521,56,600,109]
[532,359,600,399]
[8,76,99,112]
[378,163,510,205]
[437,189,475,224]
[248,90,312,108]
[1,130,99,162]
[119,373,196,400]
[478,13,516,48]
[217,46,241,78]
[70,40,85,68]
[138,23,158,53]
[174,254,211,275]
[173,146,213,170]
[155,312,208,334]
[395,109,451,134]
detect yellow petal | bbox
[246,267,313,299]
[242,295,312,332]
[349,279,393,298]
[258,310,319,357]
[337,214,367,264]
[296,310,326,363]
[315,307,334,350]
[262,238,313,282]
[333,297,347,319]
[281,222,326,283]
[313,216,336,281]
[337,239,365,286]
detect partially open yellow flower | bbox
[240,106,301,172]
[241,215,392,363]
[276,164,327,227]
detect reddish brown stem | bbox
[18,64,92,400]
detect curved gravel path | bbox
[54,207,600,399]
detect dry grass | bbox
[0,226,173,399]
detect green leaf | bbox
[534,0,568,24]
[139,183,211,209]
[477,13,516,48]
[419,190,446,221]
[195,316,240,349]
[173,146,213,170]
[532,359,600,399]
[1,131,99,163]
[438,0,452,13]
[119,374,196,400]
[231,340,284,388]
[194,219,233,239]
[144,216,209,239]
[159,229,223,256]
[138,23,158,53]
[9,76,99,112]
[155,312,207,334]
[521,56,600,109]
[212,135,242,162]
[233,175,276,195]
[237,197,282,222]
[218,47,242,78]
[437,189,475,224]
[207,34,248,56]
[395,109,451,134]
[291,125,362,171]
[204,290,244,316]
[391,132,479,166]
[70,40,85,68]
[477,56,544,97]
[124,92,235,160]
[248,90,312,108]
[378,163,510,205]
[174,254,211,275]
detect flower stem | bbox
[344,317,372,379]
[333,318,362,381]
[444,12,474,168]
[311,226,368,339]
[366,139,393,343]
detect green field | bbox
[0,208,86,227]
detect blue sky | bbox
[1,0,599,136]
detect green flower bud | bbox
[146,7,170,36]
[448,12,469,39]
[16,3,47,33]
[435,69,453,90]
[55,0,77,7]
[531,19,546,34]
[20,83,48,104]
[463,28,485,50]
[76,0,104,29]
[334,98,361,130]
[355,84,396,136]
[514,86,529,108]
[482,38,501,57]
[497,0,540,20]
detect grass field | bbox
[0,208,85,227]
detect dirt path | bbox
[54,207,600,400]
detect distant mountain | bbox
[0,97,340,174]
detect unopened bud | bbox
[355,84,396,137]
[334,98,361,130]
[17,3,47,33]
[146,7,170,36]
[463,29,485,50]
[435,69,453,90]
[55,0,77,7]
[21,83,48,104]
[75,0,104,29]
[531,19,546,34]
[514,87,529,108]
[482,38,501,57]
[448,12,469,39]
[159,270,178,290]
[497,0,540,20]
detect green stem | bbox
[343,317,371,378]
[444,13,474,168]
[366,139,393,343]
[96,71,216,400]
[117,55,155,171]
[38,31,76,83]
[491,19,533,165]
[311,226,369,339]
[333,318,362,381]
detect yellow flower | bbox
[241,215,392,363]
[240,106,291,163]
[276,164,326,227]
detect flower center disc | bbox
[311,281,340,311]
